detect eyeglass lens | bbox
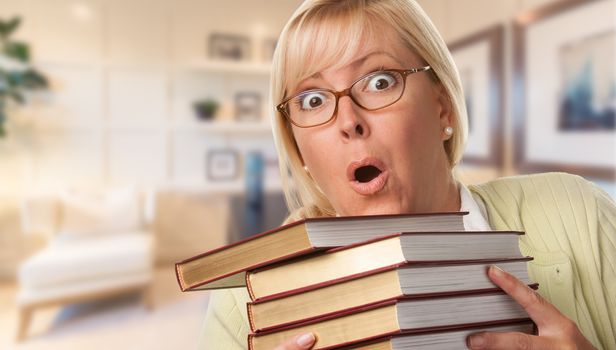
[286,70,406,127]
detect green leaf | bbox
[0,107,5,138]
[0,17,21,38]
[0,70,7,92]
[5,41,30,62]
[7,89,24,104]
[22,69,48,89]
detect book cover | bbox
[175,211,466,291]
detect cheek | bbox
[293,129,335,174]
[382,100,441,147]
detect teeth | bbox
[355,165,382,183]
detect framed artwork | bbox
[235,92,262,122]
[206,149,240,181]
[448,24,504,167]
[209,33,251,61]
[513,0,615,179]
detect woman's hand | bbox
[467,266,596,349]
[274,332,315,350]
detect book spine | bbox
[246,270,256,300]
[248,333,255,350]
[247,302,257,332]
[175,263,186,291]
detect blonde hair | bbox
[269,0,468,221]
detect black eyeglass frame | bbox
[276,65,432,128]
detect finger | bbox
[467,331,558,350]
[273,332,315,350]
[488,265,564,328]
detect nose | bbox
[335,95,370,141]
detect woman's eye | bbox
[365,73,397,92]
[298,92,327,110]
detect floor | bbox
[0,267,211,350]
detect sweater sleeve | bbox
[199,288,251,350]
[590,181,616,347]
[470,173,616,349]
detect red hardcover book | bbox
[247,257,533,332]
[246,231,526,300]
[332,320,535,349]
[175,212,466,291]
[247,288,537,350]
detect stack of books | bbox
[175,212,535,349]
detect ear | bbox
[433,83,454,140]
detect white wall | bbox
[0,0,302,278]
[417,0,616,197]
[0,0,303,196]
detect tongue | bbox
[355,166,382,183]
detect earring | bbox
[444,126,453,137]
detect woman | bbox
[201,1,616,349]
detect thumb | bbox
[273,332,316,350]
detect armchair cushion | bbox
[18,231,153,290]
[58,187,141,238]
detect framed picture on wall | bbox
[206,149,240,181]
[513,0,615,179]
[448,24,504,168]
[209,33,251,61]
[235,92,262,122]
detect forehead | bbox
[283,15,420,95]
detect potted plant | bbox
[0,17,48,138]
[193,98,220,121]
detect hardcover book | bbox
[175,212,466,291]
[247,258,533,332]
[248,290,535,350]
[246,231,525,300]
[333,321,535,350]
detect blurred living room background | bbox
[0,0,614,349]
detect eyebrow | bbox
[309,51,405,79]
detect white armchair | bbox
[16,187,155,341]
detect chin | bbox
[342,201,411,216]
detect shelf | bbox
[165,180,283,195]
[36,59,272,76]
[173,121,273,136]
[179,60,272,76]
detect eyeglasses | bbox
[276,66,432,128]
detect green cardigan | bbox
[199,173,616,349]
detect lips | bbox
[346,157,389,195]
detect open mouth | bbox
[347,158,389,195]
[354,165,383,183]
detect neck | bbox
[420,162,461,213]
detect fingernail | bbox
[296,333,315,347]
[469,334,485,348]
[490,265,504,276]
